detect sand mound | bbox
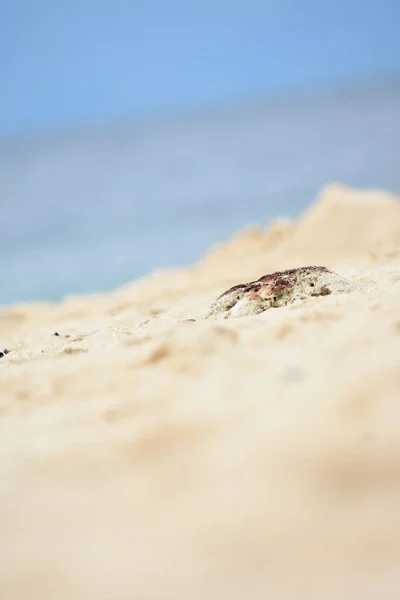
[278,183,400,262]
[199,183,400,288]
[0,184,400,600]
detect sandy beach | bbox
[1,183,400,599]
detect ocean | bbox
[1,77,399,306]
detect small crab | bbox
[206,266,357,319]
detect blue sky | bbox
[1,0,399,136]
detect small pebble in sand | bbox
[0,352,4,358]
[54,332,60,336]
[206,266,358,319]
[3,349,9,354]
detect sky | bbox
[1,0,400,137]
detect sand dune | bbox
[1,184,400,599]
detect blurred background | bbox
[1,0,400,305]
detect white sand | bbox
[1,184,400,599]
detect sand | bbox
[1,183,400,600]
